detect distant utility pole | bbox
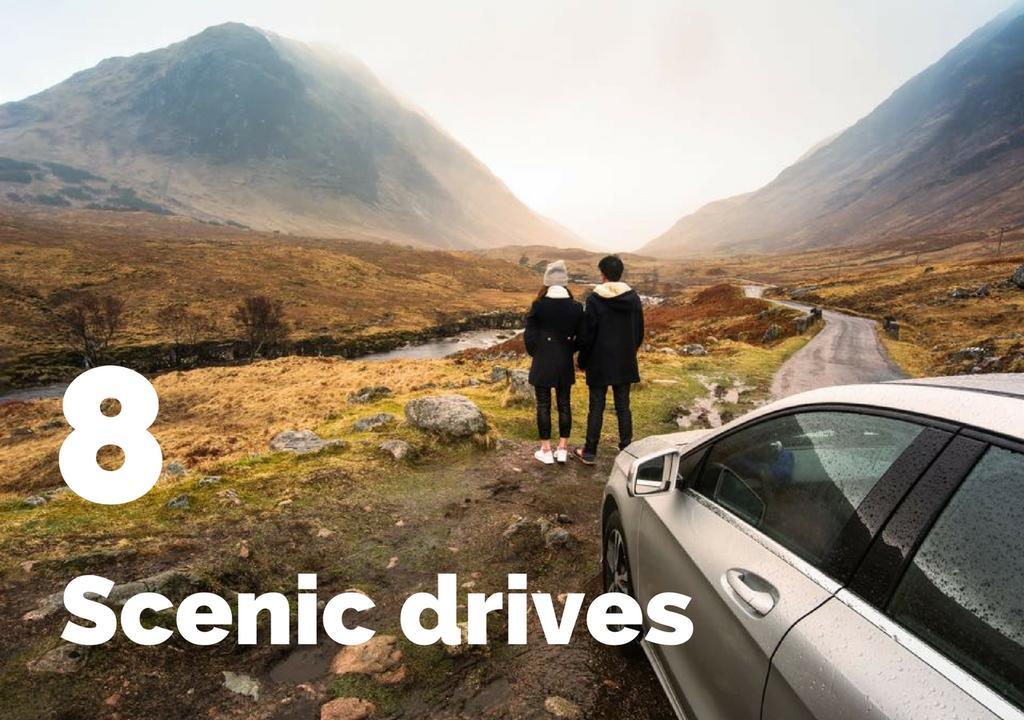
[997,226,1008,257]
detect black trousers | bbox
[535,384,572,440]
[585,383,632,454]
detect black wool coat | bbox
[577,289,644,387]
[524,295,584,387]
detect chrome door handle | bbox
[724,569,776,617]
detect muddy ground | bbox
[1,440,675,720]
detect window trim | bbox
[678,403,948,582]
[848,434,988,608]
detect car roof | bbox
[758,373,1024,440]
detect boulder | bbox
[23,495,47,508]
[165,462,186,477]
[490,366,511,383]
[330,634,406,685]
[321,698,376,720]
[197,476,222,487]
[761,324,782,343]
[270,429,347,454]
[27,644,86,674]
[404,395,487,438]
[348,386,392,404]
[165,494,191,510]
[507,370,534,404]
[222,671,260,701]
[380,439,414,461]
[353,413,396,432]
[1012,265,1024,289]
[680,344,707,356]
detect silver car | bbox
[602,374,1024,720]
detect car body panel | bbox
[602,375,1024,720]
[637,489,837,720]
[764,590,1021,720]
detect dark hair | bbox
[536,286,574,301]
[598,255,624,282]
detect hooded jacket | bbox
[577,282,644,386]
[524,286,585,387]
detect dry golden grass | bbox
[0,207,537,360]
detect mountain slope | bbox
[644,2,1024,257]
[0,23,579,250]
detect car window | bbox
[888,446,1024,710]
[693,411,922,567]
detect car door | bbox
[635,409,941,720]
[764,435,1024,720]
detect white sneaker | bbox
[534,448,555,465]
[555,448,568,464]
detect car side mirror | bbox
[629,450,679,496]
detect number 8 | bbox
[59,366,163,505]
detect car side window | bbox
[693,411,922,568]
[887,446,1024,710]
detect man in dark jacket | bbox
[574,255,644,464]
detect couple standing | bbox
[524,255,644,466]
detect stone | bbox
[1012,265,1024,289]
[165,462,186,477]
[23,495,47,508]
[379,439,414,461]
[270,429,347,454]
[502,516,544,552]
[949,347,989,362]
[10,427,34,438]
[544,526,578,549]
[404,395,487,438]
[222,671,260,701]
[490,366,510,383]
[544,696,582,719]
[320,698,376,720]
[39,418,65,431]
[27,644,86,674]
[353,413,396,432]
[761,324,782,343]
[330,635,406,685]
[198,476,222,487]
[680,343,707,356]
[348,386,392,404]
[506,370,533,404]
[166,494,191,510]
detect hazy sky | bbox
[0,0,1015,249]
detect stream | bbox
[0,329,520,404]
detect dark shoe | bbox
[573,448,596,466]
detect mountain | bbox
[0,23,580,250]
[643,2,1024,257]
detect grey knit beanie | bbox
[543,260,569,287]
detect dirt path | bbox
[743,285,905,397]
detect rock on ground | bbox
[353,413,396,432]
[404,395,487,438]
[380,439,414,461]
[320,697,376,720]
[505,370,534,406]
[166,494,191,510]
[165,461,187,477]
[23,495,47,507]
[680,343,707,356]
[349,386,392,404]
[222,671,260,701]
[270,429,347,454]
[27,644,86,674]
[544,696,582,719]
[330,634,406,685]
[761,324,782,343]
[1012,265,1024,289]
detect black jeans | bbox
[585,383,632,454]
[535,384,572,440]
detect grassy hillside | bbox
[0,207,539,386]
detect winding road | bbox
[743,285,905,398]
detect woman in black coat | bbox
[524,260,584,465]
